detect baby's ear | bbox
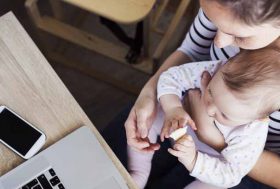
[201,71,211,93]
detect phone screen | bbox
[0,108,42,156]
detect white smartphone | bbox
[0,106,46,159]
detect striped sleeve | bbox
[210,43,240,61]
[265,111,280,154]
[177,9,217,61]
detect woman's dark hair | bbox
[211,0,280,26]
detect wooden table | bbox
[0,12,137,189]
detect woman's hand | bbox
[124,92,160,152]
[184,72,226,152]
[124,51,192,152]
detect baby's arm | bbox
[157,60,223,140]
[189,120,269,188]
[159,94,195,141]
[157,60,222,100]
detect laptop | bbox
[0,126,129,189]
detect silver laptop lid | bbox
[0,126,129,189]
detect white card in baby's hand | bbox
[170,127,188,141]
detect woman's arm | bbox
[125,51,192,151]
[151,51,192,89]
[248,150,280,188]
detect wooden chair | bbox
[25,0,196,94]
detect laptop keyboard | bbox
[20,168,65,189]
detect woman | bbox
[124,0,280,188]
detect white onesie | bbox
[157,60,269,188]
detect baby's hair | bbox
[208,0,280,26]
[222,48,280,117]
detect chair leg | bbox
[99,17,144,64]
[152,0,192,69]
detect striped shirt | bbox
[177,9,280,154]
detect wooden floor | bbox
[0,0,193,131]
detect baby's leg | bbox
[127,106,164,189]
[184,180,226,189]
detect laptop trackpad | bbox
[93,177,122,189]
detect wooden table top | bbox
[0,12,137,188]
[62,0,156,24]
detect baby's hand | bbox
[160,106,196,142]
[168,135,197,171]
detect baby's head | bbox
[203,48,280,126]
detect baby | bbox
[128,48,280,189]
